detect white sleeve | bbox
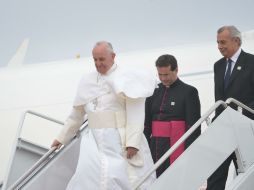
[125,97,145,150]
[56,105,85,145]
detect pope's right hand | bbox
[51,139,62,149]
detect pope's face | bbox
[92,44,115,74]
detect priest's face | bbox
[157,66,178,87]
[92,44,115,74]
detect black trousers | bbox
[207,153,237,190]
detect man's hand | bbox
[126,147,138,159]
[51,139,62,149]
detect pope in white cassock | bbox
[51,41,156,189]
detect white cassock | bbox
[57,64,156,190]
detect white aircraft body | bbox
[0,30,254,184]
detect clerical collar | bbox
[161,78,179,88]
[97,63,117,83]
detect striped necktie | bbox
[224,59,232,90]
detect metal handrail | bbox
[226,98,254,115]
[23,110,65,125]
[7,118,88,190]
[8,147,57,190]
[133,100,227,189]
[2,110,65,190]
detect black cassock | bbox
[144,78,201,177]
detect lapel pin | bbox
[171,102,175,106]
[237,66,241,70]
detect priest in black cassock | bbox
[144,54,201,177]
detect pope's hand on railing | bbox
[51,139,62,149]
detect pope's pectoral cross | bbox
[92,98,98,110]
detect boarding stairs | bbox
[1,98,254,190]
[134,98,254,190]
[1,111,86,190]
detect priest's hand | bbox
[126,147,138,159]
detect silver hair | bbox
[94,41,114,53]
[217,25,242,46]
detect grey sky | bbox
[0,0,254,66]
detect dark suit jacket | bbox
[214,50,254,119]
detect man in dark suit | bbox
[207,25,254,190]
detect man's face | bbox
[92,44,115,74]
[217,29,239,58]
[157,66,178,87]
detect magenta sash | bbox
[152,120,186,164]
